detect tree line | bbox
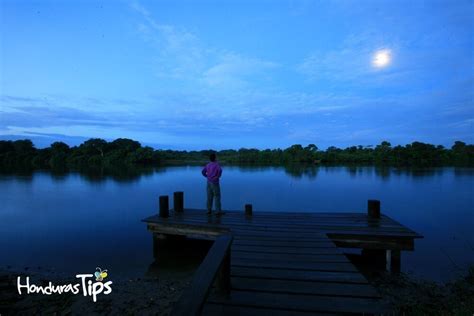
[0,138,472,170]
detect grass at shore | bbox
[374,266,474,315]
[3,265,473,315]
[0,269,190,315]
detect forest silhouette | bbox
[0,138,473,170]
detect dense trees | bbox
[0,138,160,170]
[0,138,472,171]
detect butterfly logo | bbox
[94,267,108,282]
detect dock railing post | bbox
[245,204,253,216]
[367,199,381,218]
[174,191,184,213]
[159,195,169,218]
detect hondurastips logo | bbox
[17,267,113,302]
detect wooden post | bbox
[159,195,169,218]
[152,234,159,259]
[245,204,253,216]
[216,247,231,295]
[174,191,184,213]
[368,199,381,218]
[391,249,401,274]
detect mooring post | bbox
[391,249,401,274]
[245,204,253,216]
[159,195,169,218]
[368,199,381,218]
[174,191,184,213]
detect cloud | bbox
[298,21,473,92]
[130,1,279,90]
[448,118,474,129]
[202,52,278,89]
[297,35,405,86]
[130,1,206,80]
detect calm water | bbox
[1,166,473,282]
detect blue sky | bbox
[1,0,473,149]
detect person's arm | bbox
[218,165,222,178]
[201,166,207,178]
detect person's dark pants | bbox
[207,182,221,212]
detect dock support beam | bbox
[245,204,253,216]
[368,200,381,218]
[391,249,401,274]
[159,195,169,218]
[174,191,184,213]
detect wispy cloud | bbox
[2,1,472,149]
[130,1,279,90]
[297,30,407,86]
[202,52,278,89]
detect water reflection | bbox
[1,165,472,282]
[2,164,467,183]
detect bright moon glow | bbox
[372,49,391,68]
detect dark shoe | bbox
[206,210,212,215]
[216,211,226,216]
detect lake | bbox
[1,165,473,282]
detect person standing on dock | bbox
[201,153,224,216]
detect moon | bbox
[372,49,391,68]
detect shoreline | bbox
[0,266,190,315]
[2,264,473,315]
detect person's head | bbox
[209,153,216,162]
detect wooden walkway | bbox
[143,206,422,315]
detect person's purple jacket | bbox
[202,161,222,184]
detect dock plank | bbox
[208,290,389,314]
[233,239,337,248]
[231,266,368,284]
[232,257,358,272]
[232,245,340,255]
[232,251,349,263]
[202,303,333,316]
[143,208,423,314]
[230,276,381,298]
[162,215,413,232]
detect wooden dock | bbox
[143,195,422,315]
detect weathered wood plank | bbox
[180,211,399,222]
[143,208,421,315]
[232,238,337,250]
[175,210,416,230]
[147,222,229,236]
[231,266,368,284]
[232,251,349,263]
[172,209,372,217]
[171,234,233,316]
[227,224,419,235]
[171,214,400,226]
[330,234,415,250]
[232,257,357,272]
[202,303,333,316]
[233,234,329,242]
[208,290,389,314]
[155,214,411,231]
[230,276,381,298]
[230,228,419,238]
[232,245,341,255]
[145,215,418,237]
[233,239,337,248]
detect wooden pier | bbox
[143,194,422,315]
